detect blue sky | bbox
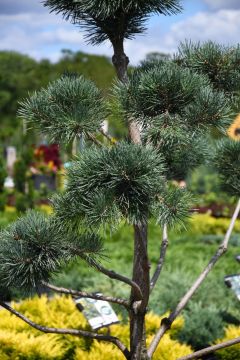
[0,0,240,64]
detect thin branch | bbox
[150,224,168,292]
[0,300,130,359]
[178,336,240,360]
[42,282,130,309]
[86,257,143,301]
[99,128,117,144]
[86,132,103,146]
[148,198,240,358]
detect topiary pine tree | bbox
[0,2,240,360]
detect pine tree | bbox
[0,2,240,360]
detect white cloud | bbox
[0,12,87,61]
[0,5,240,65]
[164,9,240,48]
[124,9,240,63]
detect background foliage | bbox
[0,295,191,360]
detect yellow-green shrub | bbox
[189,214,240,235]
[0,330,64,360]
[0,296,192,360]
[215,325,240,360]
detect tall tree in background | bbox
[0,50,116,148]
[0,2,240,360]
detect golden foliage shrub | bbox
[189,214,240,235]
[215,325,240,360]
[0,296,192,359]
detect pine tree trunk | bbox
[111,39,141,144]
[111,40,149,360]
[129,223,150,360]
[112,39,129,84]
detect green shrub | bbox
[0,157,7,192]
[0,296,192,360]
[149,270,191,315]
[187,165,235,208]
[13,159,27,193]
[26,178,35,208]
[177,302,224,350]
[0,210,18,229]
[15,192,29,213]
[200,233,240,246]
[150,272,239,352]
[0,192,6,212]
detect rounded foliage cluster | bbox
[114,60,231,180]
[54,142,165,226]
[116,61,231,131]
[177,41,240,94]
[155,185,192,227]
[18,75,106,143]
[214,139,240,197]
[143,114,210,180]
[0,211,104,292]
[0,211,64,291]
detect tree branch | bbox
[99,128,117,144]
[148,198,240,358]
[86,132,103,146]
[178,336,240,360]
[42,282,129,309]
[86,258,143,302]
[150,224,168,292]
[0,300,130,359]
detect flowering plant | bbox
[31,144,61,175]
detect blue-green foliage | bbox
[0,211,103,292]
[214,140,240,197]
[43,0,182,45]
[176,41,240,94]
[115,61,231,180]
[19,75,106,144]
[54,142,165,226]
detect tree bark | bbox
[112,39,129,84]
[130,223,150,360]
[111,39,141,144]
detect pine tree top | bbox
[43,0,182,45]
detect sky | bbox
[0,0,240,64]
